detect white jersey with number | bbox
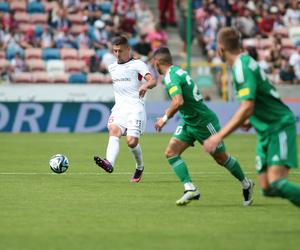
[107,59,151,137]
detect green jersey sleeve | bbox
[164,71,182,97]
[233,57,257,101]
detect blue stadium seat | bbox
[69,73,87,84]
[99,2,112,14]
[42,48,61,60]
[27,1,45,13]
[0,2,10,12]
[6,48,24,60]
[35,25,44,38]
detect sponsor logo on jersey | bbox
[272,154,280,162]
[238,88,250,97]
[169,86,178,95]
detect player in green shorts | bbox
[153,47,254,206]
[204,27,300,208]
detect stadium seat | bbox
[99,2,112,14]
[26,59,46,72]
[0,50,5,59]
[69,73,87,84]
[25,48,42,60]
[243,38,257,49]
[10,1,26,12]
[67,14,84,25]
[42,1,58,12]
[282,38,295,49]
[60,48,78,60]
[64,60,85,73]
[274,28,289,37]
[51,73,69,83]
[78,48,95,60]
[281,48,297,58]
[258,39,273,50]
[18,23,35,33]
[32,72,50,83]
[11,72,33,83]
[87,73,106,84]
[46,60,65,75]
[257,49,271,61]
[42,48,61,60]
[14,12,30,24]
[289,26,300,44]
[0,2,10,12]
[30,13,48,25]
[27,1,45,14]
[0,59,9,71]
[6,48,24,60]
[70,25,86,36]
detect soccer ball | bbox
[49,154,69,174]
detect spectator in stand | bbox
[279,58,296,83]
[54,27,75,48]
[284,0,300,26]
[20,26,39,49]
[2,11,16,31]
[62,0,81,14]
[235,6,257,38]
[147,23,168,51]
[289,42,300,83]
[2,28,23,55]
[136,1,155,33]
[258,8,276,38]
[99,43,116,73]
[84,0,102,25]
[76,26,91,49]
[133,34,152,61]
[40,26,54,48]
[93,19,108,51]
[52,8,72,31]
[10,52,26,73]
[158,0,176,28]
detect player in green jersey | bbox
[153,47,254,206]
[204,27,300,208]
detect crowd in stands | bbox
[193,0,300,84]
[0,0,299,86]
[0,0,158,84]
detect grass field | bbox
[0,133,299,250]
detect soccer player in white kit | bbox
[94,36,157,182]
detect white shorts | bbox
[107,105,146,138]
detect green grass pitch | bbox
[0,133,299,250]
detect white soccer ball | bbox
[49,154,69,174]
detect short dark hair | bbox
[217,27,241,52]
[111,36,128,46]
[153,47,173,65]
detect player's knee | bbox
[127,138,138,148]
[214,155,227,166]
[165,148,176,158]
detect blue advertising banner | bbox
[0,102,300,133]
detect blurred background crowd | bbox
[0,0,299,86]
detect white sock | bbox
[184,182,196,191]
[241,178,251,189]
[106,136,120,167]
[130,144,144,170]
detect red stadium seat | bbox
[60,48,78,60]
[10,1,26,12]
[67,14,84,25]
[281,38,295,49]
[14,12,30,24]
[32,72,50,83]
[78,48,95,60]
[0,50,5,59]
[26,59,46,72]
[51,73,69,83]
[11,73,33,83]
[243,38,258,49]
[0,59,9,71]
[70,24,86,36]
[64,60,85,73]
[30,13,48,25]
[258,39,273,50]
[25,48,42,60]
[87,73,106,84]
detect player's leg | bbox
[168,125,200,205]
[126,111,146,183]
[94,110,125,173]
[212,151,254,206]
[268,166,300,207]
[263,125,300,207]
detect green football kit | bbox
[232,54,298,173]
[163,65,225,153]
[162,65,248,191]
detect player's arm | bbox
[155,94,183,132]
[139,73,157,97]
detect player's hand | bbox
[240,119,252,131]
[203,134,222,154]
[139,84,148,98]
[155,117,166,132]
